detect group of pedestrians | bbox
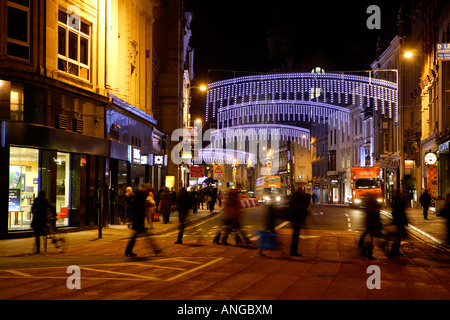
[30,183,450,259]
[358,190,409,260]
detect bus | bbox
[255,175,282,204]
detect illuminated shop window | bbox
[8,147,39,230]
[55,152,70,226]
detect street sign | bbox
[213,164,224,181]
[190,165,204,178]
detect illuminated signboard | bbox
[154,154,164,166]
[128,146,141,164]
[424,152,437,165]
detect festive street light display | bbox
[206,72,398,141]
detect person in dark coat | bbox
[159,187,173,224]
[286,189,311,257]
[31,190,56,254]
[190,186,198,214]
[210,186,218,212]
[388,190,409,255]
[170,187,177,213]
[419,188,432,219]
[125,184,160,257]
[360,194,382,260]
[175,187,192,244]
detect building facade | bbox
[0,0,171,237]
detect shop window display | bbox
[56,152,70,226]
[8,147,39,230]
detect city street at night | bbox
[1,0,450,310]
[0,204,448,301]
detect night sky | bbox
[186,0,404,119]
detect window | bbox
[58,9,91,80]
[7,0,30,60]
[10,83,24,121]
[9,147,39,230]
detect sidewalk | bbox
[0,208,219,256]
[381,206,449,247]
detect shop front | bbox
[1,122,109,236]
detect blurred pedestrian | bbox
[125,184,161,257]
[175,187,192,244]
[198,186,205,210]
[257,204,282,257]
[170,187,177,213]
[158,187,173,224]
[218,190,223,207]
[31,190,56,254]
[359,194,382,260]
[286,188,311,257]
[210,185,218,212]
[388,190,408,256]
[419,188,432,219]
[190,186,198,214]
[311,193,317,205]
[219,190,252,246]
[145,184,156,228]
[125,186,134,229]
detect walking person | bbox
[286,188,311,257]
[210,185,218,212]
[198,186,205,210]
[419,188,432,219]
[219,190,252,246]
[170,187,177,213]
[389,190,408,256]
[145,184,156,228]
[31,190,56,254]
[190,186,198,214]
[218,190,223,207]
[158,187,173,224]
[124,186,134,229]
[175,187,192,244]
[124,184,161,257]
[360,194,382,260]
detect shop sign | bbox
[437,43,450,61]
[438,141,449,153]
[190,165,204,178]
[424,152,437,165]
[404,160,414,170]
[153,154,164,166]
[127,146,141,164]
[140,154,149,165]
